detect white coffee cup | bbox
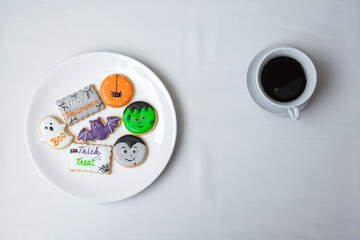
[255,46,317,120]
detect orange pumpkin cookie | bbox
[100,74,134,108]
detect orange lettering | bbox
[50,138,59,147]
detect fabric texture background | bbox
[0,0,359,239]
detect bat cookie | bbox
[100,74,134,108]
[39,116,74,149]
[56,84,105,126]
[69,143,112,174]
[123,101,157,135]
[77,116,121,142]
[114,135,148,167]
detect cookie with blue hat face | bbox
[114,135,148,167]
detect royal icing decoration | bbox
[69,143,112,174]
[56,85,105,126]
[77,116,121,142]
[123,101,157,134]
[39,116,74,149]
[100,74,134,108]
[114,135,148,167]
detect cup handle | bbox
[288,107,300,120]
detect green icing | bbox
[76,157,95,166]
[123,107,156,134]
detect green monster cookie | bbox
[123,101,157,134]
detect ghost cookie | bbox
[77,116,121,142]
[56,84,105,126]
[39,116,74,149]
[123,101,157,135]
[100,74,134,108]
[114,135,148,167]
[69,143,112,174]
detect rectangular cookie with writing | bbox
[56,84,105,126]
[69,143,112,174]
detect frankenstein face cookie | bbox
[123,101,157,134]
[56,84,105,126]
[39,116,74,149]
[100,74,134,108]
[78,116,121,142]
[114,135,148,167]
[69,143,112,174]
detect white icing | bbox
[39,116,73,149]
[68,143,112,174]
[68,96,88,107]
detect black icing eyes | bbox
[45,122,53,129]
[121,148,138,154]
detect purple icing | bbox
[78,117,121,142]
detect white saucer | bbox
[246,46,309,116]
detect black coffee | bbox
[261,56,306,102]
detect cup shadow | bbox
[299,49,328,113]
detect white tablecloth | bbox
[1,0,359,239]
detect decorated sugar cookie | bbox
[114,135,148,167]
[68,143,112,174]
[39,116,74,149]
[123,101,157,134]
[56,84,105,126]
[100,74,134,108]
[77,116,121,142]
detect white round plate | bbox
[26,52,177,203]
[246,45,309,116]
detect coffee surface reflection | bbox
[261,56,307,102]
